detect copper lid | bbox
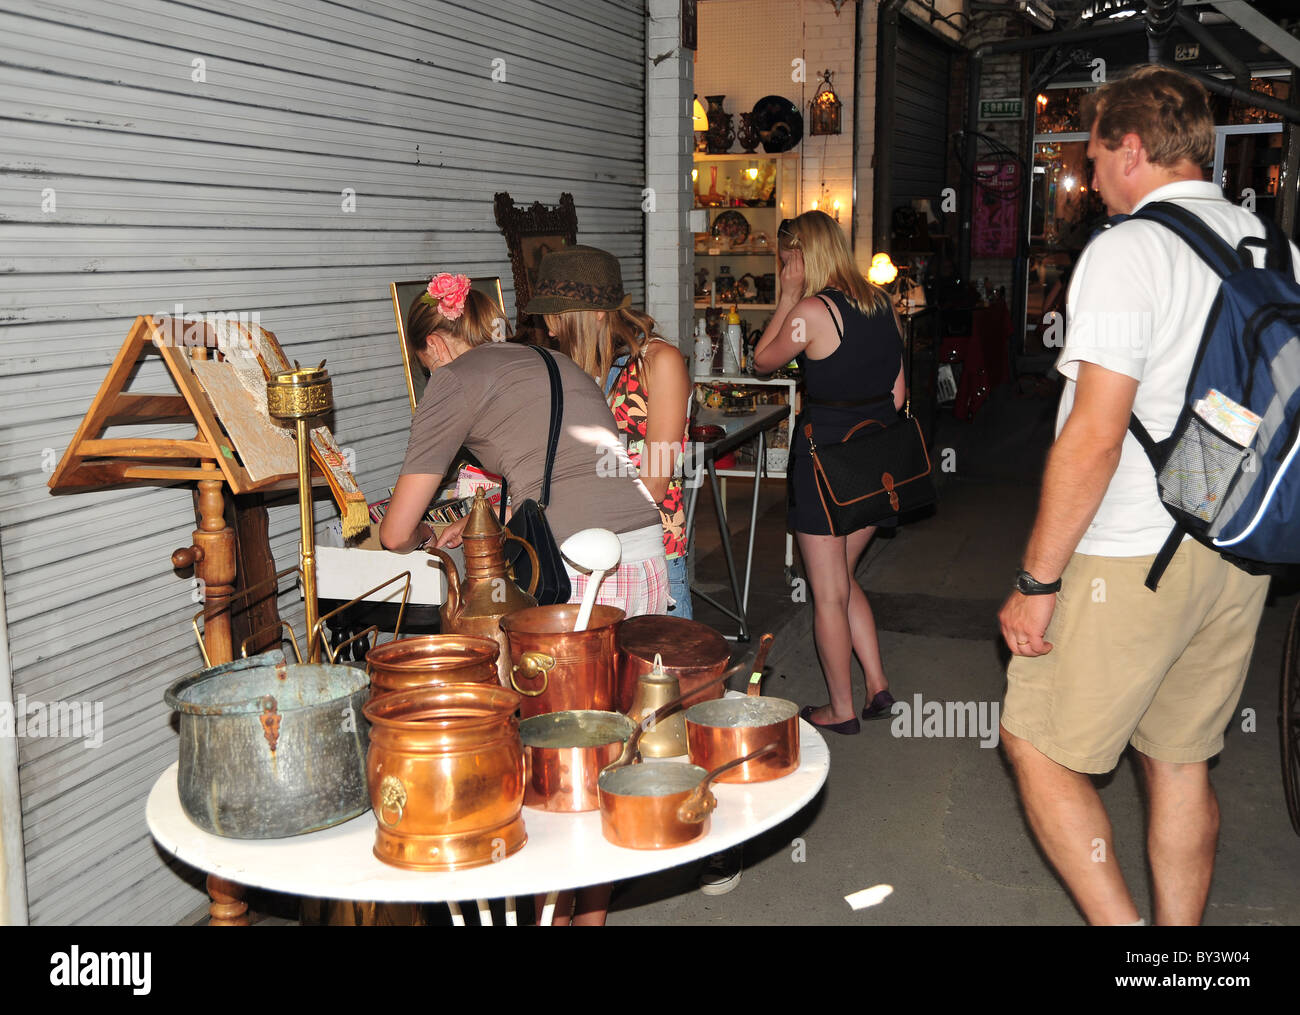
[616,616,729,669]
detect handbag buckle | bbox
[882,472,899,512]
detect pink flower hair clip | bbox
[425,273,472,321]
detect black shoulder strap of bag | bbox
[497,346,564,523]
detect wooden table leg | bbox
[206,874,249,926]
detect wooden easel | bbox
[48,314,352,926]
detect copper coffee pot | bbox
[427,490,539,687]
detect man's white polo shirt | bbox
[1056,180,1300,557]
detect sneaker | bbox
[699,847,743,895]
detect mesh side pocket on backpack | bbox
[1156,413,1247,524]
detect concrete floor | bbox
[608,382,1300,926]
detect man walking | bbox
[998,65,1294,925]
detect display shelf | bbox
[693,152,798,316]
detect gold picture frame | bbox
[390,276,506,413]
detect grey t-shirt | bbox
[399,343,659,543]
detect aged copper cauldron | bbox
[362,683,526,871]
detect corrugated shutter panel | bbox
[889,18,950,214]
[0,0,646,925]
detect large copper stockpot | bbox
[596,744,777,850]
[365,634,499,700]
[615,616,730,713]
[519,710,636,812]
[362,683,526,871]
[500,605,625,719]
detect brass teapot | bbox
[427,490,540,687]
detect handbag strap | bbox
[498,345,564,523]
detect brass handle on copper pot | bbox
[510,651,555,697]
[677,742,778,824]
[378,775,407,827]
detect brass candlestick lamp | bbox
[266,361,333,662]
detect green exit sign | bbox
[980,98,1024,121]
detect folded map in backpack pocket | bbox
[1158,412,1248,523]
[1193,388,1262,448]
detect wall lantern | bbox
[809,70,842,136]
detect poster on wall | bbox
[972,160,1020,259]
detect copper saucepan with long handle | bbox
[685,633,799,783]
[597,743,778,849]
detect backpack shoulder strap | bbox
[1128,201,1245,278]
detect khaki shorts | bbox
[1002,539,1269,774]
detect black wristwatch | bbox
[1015,569,1061,595]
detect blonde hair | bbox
[781,210,890,316]
[406,288,510,355]
[543,306,664,386]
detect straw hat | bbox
[523,245,633,315]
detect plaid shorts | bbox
[564,555,670,618]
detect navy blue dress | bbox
[788,287,904,535]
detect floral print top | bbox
[605,345,688,559]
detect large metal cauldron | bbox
[165,651,370,838]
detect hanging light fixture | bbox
[809,70,842,136]
[867,253,898,286]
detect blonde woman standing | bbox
[528,246,693,619]
[752,211,905,735]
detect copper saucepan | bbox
[596,743,778,850]
[685,633,799,783]
[518,710,636,813]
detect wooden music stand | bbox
[48,314,366,926]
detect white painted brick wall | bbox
[645,0,694,350]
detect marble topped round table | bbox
[147,707,828,925]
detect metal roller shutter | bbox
[0,0,646,925]
[889,17,951,216]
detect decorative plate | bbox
[751,95,803,154]
[711,210,750,247]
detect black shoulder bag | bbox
[803,293,936,534]
[499,346,572,605]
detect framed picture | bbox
[390,276,505,413]
[493,191,579,331]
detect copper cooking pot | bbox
[519,710,636,812]
[500,604,625,719]
[362,683,526,871]
[596,743,777,850]
[615,615,730,713]
[365,634,499,700]
[685,634,798,783]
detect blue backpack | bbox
[1119,202,1300,590]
